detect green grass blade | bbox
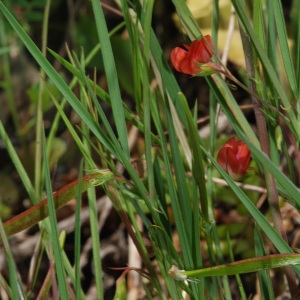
[87,186,103,300]
[182,254,300,278]
[42,129,69,299]
[141,0,156,202]
[62,250,86,300]
[226,232,245,300]
[78,56,105,299]
[151,99,192,261]
[294,0,300,94]
[254,226,275,299]
[178,93,209,222]
[253,0,266,52]
[75,161,83,300]
[272,0,298,98]
[90,0,129,157]
[165,100,194,267]
[265,0,279,108]
[34,0,51,198]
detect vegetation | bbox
[0,0,300,299]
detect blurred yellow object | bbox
[202,29,246,68]
[186,0,232,28]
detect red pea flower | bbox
[170,35,221,76]
[217,137,251,181]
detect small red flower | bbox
[170,35,215,76]
[217,137,251,181]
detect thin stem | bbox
[34,0,51,197]
[239,25,299,298]
[219,66,286,120]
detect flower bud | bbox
[217,137,251,181]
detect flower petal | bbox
[170,47,188,73]
[237,142,251,174]
[226,148,240,174]
[189,35,214,64]
[217,147,229,172]
[180,55,201,75]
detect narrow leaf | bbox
[171,254,300,279]
[2,170,113,238]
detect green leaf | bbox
[43,127,69,298]
[180,254,300,278]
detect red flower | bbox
[170,35,215,76]
[217,137,251,181]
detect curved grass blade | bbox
[2,170,113,239]
[170,254,300,279]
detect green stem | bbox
[34,0,51,197]
[182,254,300,278]
[142,0,155,202]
